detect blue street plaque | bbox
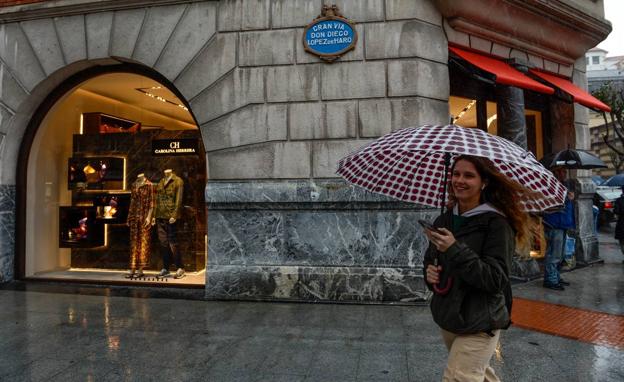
[303,5,357,62]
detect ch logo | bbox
[170,141,180,149]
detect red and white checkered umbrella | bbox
[336,124,566,211]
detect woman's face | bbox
[451,159,485,205]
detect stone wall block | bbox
[20,19,65,75]
[266,65,320,102]
[469,35,492,54]
[0,63,27,112]
[240,30,295,66]
[544,59,559,74]
[54,15,87,64]
[312,140,371,178]
[386,0,441,25]
[272,0,322,28]
[321,61,386,100]
[442,19,468,46]
[289,101,356,140]
[133,4,186,67]
[289,102,323,140]
[156,2,217,81]
[0,106,13,134]
[218,0,242,31]
[559,64,573,78]
[0,23,45,91]
[297,24,364,64]
[359,99,392,138]
[208,141,311,179]
[242,0,270,30]
[110,9,145,59]
[202,104,287,151]
[509,49,529,63]
[175,33,237,102]
[364,21,446,62]
[527,54,544,70]
[190,68,265,125]
[390,97,450,131]
[325,101,357,139]
[388,59,449,100]
[332,0,384,22]
[491,43,511,59]
[85,12,113,60]
[573,69,589,126]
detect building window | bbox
[586,56,590,66]
[592,56,600,65]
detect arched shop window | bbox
[448,57,549,160]
[24,72,207,286]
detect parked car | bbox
[594,185,622,226]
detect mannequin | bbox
[155,168,185,278]
[126,173,154,278]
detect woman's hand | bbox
[425,228,456,252]
[426,264,442,284]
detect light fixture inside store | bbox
[135,86,189,111]
[452,99,476,124]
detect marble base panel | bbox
[206,180,438,302]
[205,265,431,303]
[0,185,15,283]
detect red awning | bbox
[528,69,611,112]
[449,46,555,95]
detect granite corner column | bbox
[0,185,16,283]
[204,179,436,303]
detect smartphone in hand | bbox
[418,219,442,233]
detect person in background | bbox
[542,186,575,290]
[613,185,624,263]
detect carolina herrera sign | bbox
[303,5,357,62]
[152,139,198,156]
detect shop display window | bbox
[68,157,125,190]
[94,193,130,223]
[83,112,140,134]
[59,207,104,248]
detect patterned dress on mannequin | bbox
[128,179,154,269]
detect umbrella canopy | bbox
[539,149,607,170]
[337,125,567,212]
[604,174,624,187]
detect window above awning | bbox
[528,69,612,112]
[449,46,555,95]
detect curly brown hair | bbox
[448,155,539,251]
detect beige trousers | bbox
[440,329,501,382]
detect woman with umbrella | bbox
[338,124,565,382]
[424,155,536,381]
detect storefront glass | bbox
[25,73,206,285]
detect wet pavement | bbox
[1,228,623,381]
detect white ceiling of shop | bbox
[78,73,196,126]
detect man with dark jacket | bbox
[542,188,575,290]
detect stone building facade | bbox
[0,0,611,302]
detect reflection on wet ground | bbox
[0,228,623,381]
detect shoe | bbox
[543,283,565,291]
[124,269,135,279]
[135,270,145,278]
[559,279,570,286]
[158,269,170,277]
[174,268,185,279]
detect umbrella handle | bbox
[433,276,453,295]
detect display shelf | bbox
[82,112,140,134]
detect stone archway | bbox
[0,2,242,282]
